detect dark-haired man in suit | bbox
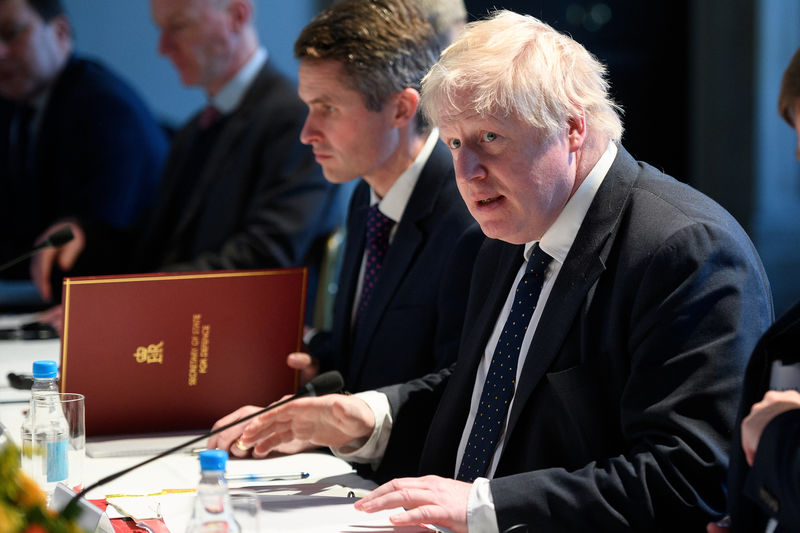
[207,0,482,455]
[219,10,773,532]
[0,0,167,301]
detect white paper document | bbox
[256,494,429,532]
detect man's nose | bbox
[299,113,318,145]
[453,148,486,182]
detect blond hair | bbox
[421,10,623,143]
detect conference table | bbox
[0,325,429,532]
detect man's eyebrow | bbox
[306,95,336,106]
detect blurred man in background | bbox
[0,0,167,303]
[33,0,347,313]
[413,0,467,44]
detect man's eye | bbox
[481,132,497,142]
[448,138,462,149]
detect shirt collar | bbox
[369,128,440,223]
[524,141,617,263]
[209,47,267,114]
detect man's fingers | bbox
[251,428,297,458]
[229,438,252,458]
[57,239,85,271]
[287,352,313,369]
[388,505,445,527]
[357,488,421,513]
[31,247,56,301]
[355,475,470,533]
[287,352,319,386]
[357,478,432,510]
[209,426,249,455]
[744,448,756,467]
[207,406,263,452]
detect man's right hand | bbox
[206,404,265,454]
[287,352,320,386]
[235,394,375,459]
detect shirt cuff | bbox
[331,391,393,470]
[468,477,499,533]
[302,327,318,346]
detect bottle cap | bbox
[32,360,58,379]
[198,449,228,471]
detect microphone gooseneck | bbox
[63,371,344,516]
[0,226,75,273]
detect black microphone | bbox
[63,371,344,516]
[42,226,75,247]
[0,225,75,273]
[298,369,346,398]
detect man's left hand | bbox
[355,475,472,533]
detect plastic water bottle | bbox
[21,360,61,471]
[19,360,69,499]
[187,450,241,533]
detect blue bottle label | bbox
[46,439,68,482]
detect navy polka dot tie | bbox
[355,205,394,325]
[456,244,552,482]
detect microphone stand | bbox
[0,226,74,273]
[63,371,344,517]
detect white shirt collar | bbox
[524,141,618,263]
[209,47,267,114]
[369,128,440,223]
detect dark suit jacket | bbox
[309,142,483,392]
[379,145,773,531]
[0,56,167,284]
[135,61,347,281]
[729,301,800,532]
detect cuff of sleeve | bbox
[332,391,393,470]
[467,477,499,533]
[302,327,318,346]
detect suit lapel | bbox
[170,64,275,241]
[137,125,195,254]
[504,145,640,441]
[347,144,451,385]
[333,185,368,361]
[420,240,523,476]
[456,242,524,388]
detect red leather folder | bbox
[59,269,305,437]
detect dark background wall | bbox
[464,1,690,184]
[63,0,800,316]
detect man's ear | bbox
[392,88,420,128]
[50,14,72,50]
[227,0,252,33]
[567,112,586,152]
